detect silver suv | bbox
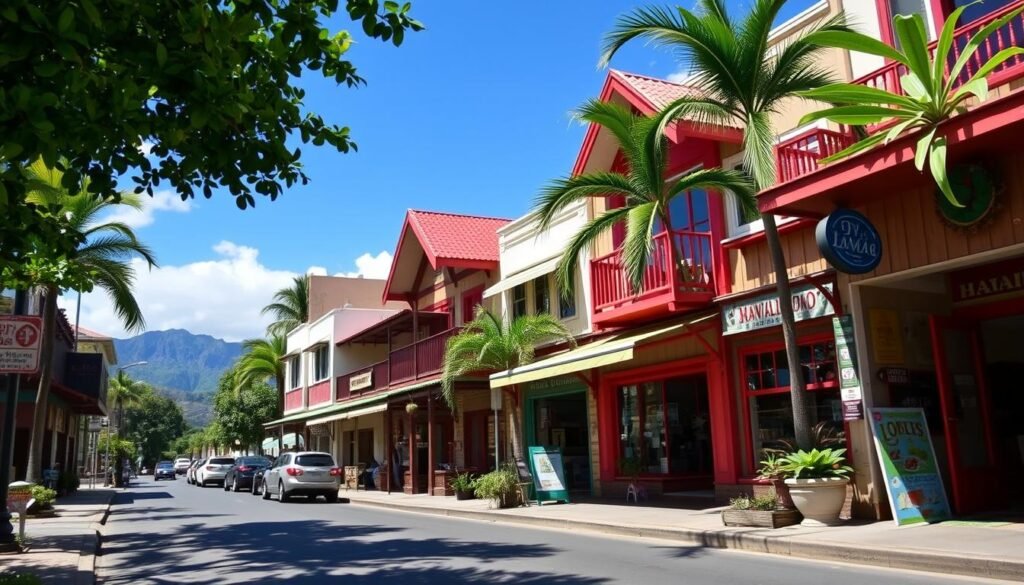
[262,451,340,503]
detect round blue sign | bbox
[815,209,882,274]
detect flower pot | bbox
[770,477,796,509]
[455,488,475,501]
[784,477,849,526]
[721,508,801,529]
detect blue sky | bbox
[71,0,817,341]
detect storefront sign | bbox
[0,315,42,374]
[722,283,835,336]
[868,309,905,364]
[349,370,373,391]
[832,315,863,421]
[950,255,1024,305]
[527,445,569,504]
[869,408,951,526]
[937,163,999,229]
[877,367,911,385]
[816,209,883,274]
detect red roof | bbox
[610,69,699,111]
[406,210,509,266]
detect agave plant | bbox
[800,2,1024,205]
[779,448,853,480]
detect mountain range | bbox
[113,329,243,426]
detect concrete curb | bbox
[74,492,116,585]
[348,498,1024,581]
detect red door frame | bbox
[460,285,484,325]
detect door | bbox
[928,316,1002,514]
[463,410,490,472]
[267,454,287,493]
[461,287,484,325]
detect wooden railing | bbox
[591,229,714,313]
[283,389,303,412]
[335,327,457,400]
[307,380,331,406]
[856,2,1024,96]
[775,128,855,184]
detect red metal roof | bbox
[406,210,510,266]
[610,69,700,111]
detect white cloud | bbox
[336,251,392,279]
[306,266,328,277]
[104,190,192,229]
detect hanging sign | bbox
[527,445,569,504]
[816,209,883,274]
[349,370,373,391]
[832,315,864,421]
[722,283,834,335]
[0,315,43,374]
[869,408,951,526]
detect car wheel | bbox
[232,478,240,492]
[252,481,261,496]
[324,492,338,503]
[278,481,289,503]
[262,481,271,500]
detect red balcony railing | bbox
[307,380,331,407]
[775,128,855,184]
[336,327,457,400]
[856,2,1024,96]
[591,229,714,316]
[284,389,303,412]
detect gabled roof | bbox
[383,210,511,302]
[610,69,700,112]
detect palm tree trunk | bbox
[762,214,814,451]
[507,385,524,461]
[25,285,58,484]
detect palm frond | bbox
[554,205,633,299]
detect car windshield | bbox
[209,458,235,465]
[157,464,173,469]
[237,458,268,466]
[295,454,334,467]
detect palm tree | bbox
[108,370,150,432]
[263,274,310,337]
[600,0,849,450]
[22,160,157,483]
[442,307,574,461]
[235,335,287,416]
[534,99,756,296]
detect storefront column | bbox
[706,353,739,485]
[596,377,618,482]
[385,406,392,494]
[407,408,417,494]
[427,392,435,495]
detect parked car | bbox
[187,459,206,485]
[262,452,340,503]
[196,456,235,487]
[223,456,273,492]
[252,467,269,497]
[173,457,192,475]
[154,461,176,481]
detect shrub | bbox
[0,573,43,585]
[449,472,475,492]
[30,486,57,510]
[729,492,778,511]
[473,464,520,508]
[779,448,853,480]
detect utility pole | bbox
[0,291,28,552]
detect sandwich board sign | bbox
[527,446,569,504]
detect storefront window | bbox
[743,338,843,465]
[618,376,712,476]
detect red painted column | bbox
[597,376,618,482]
[706,338,738,486]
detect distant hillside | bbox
[113,329,243,427]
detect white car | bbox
[173,457,192,475]
[262,452,340,503]
[196,456,236,487]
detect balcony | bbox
[284,388,303,412]
[307,380,331,407]
[775,128,855,184]
[590,229,714,327]
[337,327,457,400]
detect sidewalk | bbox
[0,488,115,585]
[341,489,1024,581]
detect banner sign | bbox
[527,445,569,504]
[0,315,43,374]
[349,370,373,391]
[869,408,951,526]
[949,255,1024,305]
[832,315,864,420]
[722,283,834,335]
[816,208,883,274]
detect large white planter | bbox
[784,477,849,526]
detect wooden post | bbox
[408,407,416,494]
[412,307,419,377]
[427,391,435,495]
[385,405,392,494]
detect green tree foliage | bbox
[263,275,310,337]
[109,370,150,429]
[535,100,755,293]
[236,335,288,416]
[800,4,1024,205]
[0,0,422,275]
[124,391,187,468]
[97,432,135,487]
[213,366,278,453]
[442,308,574,459]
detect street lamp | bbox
[104,361,148,487]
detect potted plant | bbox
[780,448,853,526]
[721,491,801,529]
[450,472,476,500]
[473,463,520,509]
[27,486,57,517]
[405,402,418,414]
[757,453,795,510]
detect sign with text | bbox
[870,408,951,526]
[349,370,373,391]
[527,446,569,504]
[868,309,905,364]
[833,315,864,420]
[722,283,835,335]
[0,315,43,374]
[950,255,1024,305]
[816,208,883,274]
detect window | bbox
[534,276,551,315]
[460,288,482,325]
[559,287,577,320]
[879,0,934,48]
[295,454,335,467]
[289,356,301,389]
[617,375,712,476]
[511,284,527,319]
[743,339,843,466]
[313,345,330,381]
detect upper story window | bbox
[313,345,330,382]
[534,276,551,315]
[289,356,301,389]
[511,284,527,319]
[559,282,577,320]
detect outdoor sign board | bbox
[869,408,952,526]
[816,208,883,274]
[722,283,834,335]
[832,315,864,421]
[949,254,1024,305]
[527,445,569,504]
[0,315,43,374]
[349,370,373,391]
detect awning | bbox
[260,433,302,450]
[262,402,342,427]
[489,311,718,389]
[483,256,560,299]
[306,402,387,426]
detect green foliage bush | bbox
[449,472,475,492]
[779,448,853,479]
[0,573,43,585]
[473,464,520,508]
[30,486,57,510]
[729,492,779,511]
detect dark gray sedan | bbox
[222,456,273,492]
[154,462,176,481]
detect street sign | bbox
[0,315,43,374]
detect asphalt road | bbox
[97,477,1005,585]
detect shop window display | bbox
[617,376,712,476]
